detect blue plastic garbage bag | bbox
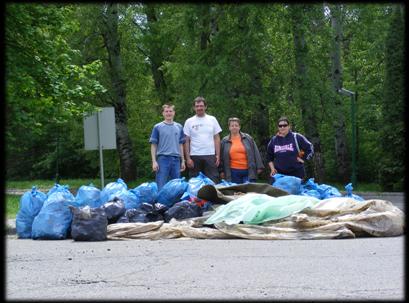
[108,189,140,210]
[300,178,321,199]
[100,178,127,204]
[32,187,77,240]
[344,183,365,201]
[156,177,188,207]
[317,183,342,199]
[272,173,302,195]
[300,178,342,199]
[216,179,237,187]
[130,182,158,204]
[181,172,215,201]
[99,178,140,209]
[187,172,215,197]
[16,186,47,239]
[47,184,70,197]
[75,184,102,208]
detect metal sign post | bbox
[97,111,105,188]
[338,88,357,188]
[84,107,116,189]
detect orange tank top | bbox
[229,136,248,169]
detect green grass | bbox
[331,182,382,193]
[6,194,21,219]
[6,177,153,192]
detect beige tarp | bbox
[107,197,404,240]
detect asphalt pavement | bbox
[5,192,405,300]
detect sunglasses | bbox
[278,124,288,128]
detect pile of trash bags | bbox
[271,173,364,201]
[16,173,217,241]
[15,173,403,241]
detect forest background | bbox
[5,3,405,191]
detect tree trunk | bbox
[330,4,350,182]
[100,3,137,182]
[290,5,325,182]
[144,4,169,105]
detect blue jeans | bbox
[230,168,256,184]
[156,155,181,190]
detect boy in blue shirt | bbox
[149,104,186,190]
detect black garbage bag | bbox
[101,197,126,224]
[164,200,203,223]
[117,203,164,223]
[69,205,108,241]
[153,202,168,215]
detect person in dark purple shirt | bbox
[266,117,314,180]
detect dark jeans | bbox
[189,155,219,184]
[156,155,181,190]
[230,168,256,184]
[276,166,306,180]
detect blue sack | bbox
[47,184,70,197]
[156,177,188,207]
[16,186,47,239]
[99,178,139,209]
[216,179,237,187]
[32,186,77,240]
[75,184,102,208]
[317,183,342,199]
[300,178,321,199]
[272,173,302,195]
[100,178,128,204]
[300,178,342,199]
[108,189,141,210]
[131,182,158,204]
[344,183,365,201]
[186,172,215,197]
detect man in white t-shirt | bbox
[183,96,222,183]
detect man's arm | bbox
[184,136,194,169]
[150,144,159,172]
[179,144,186,171]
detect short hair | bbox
[228,117,241,126]
[277,116,290,125]
[193,96,207,107]
[162,104,175,111]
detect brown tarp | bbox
[107,197,404,240]
[197,183,289,204]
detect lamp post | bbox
[338,88,357,188]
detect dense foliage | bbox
[5,3,405,190]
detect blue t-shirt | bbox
[149,121,185,157]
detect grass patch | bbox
[6,194,21,219]
[6,177,153,192]
[331,182,382,192]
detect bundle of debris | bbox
[15,175,404,241]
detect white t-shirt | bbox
[183,114,222,155]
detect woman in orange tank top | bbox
[219,118,264,184]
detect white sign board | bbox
[84,107,117,150]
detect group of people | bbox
[149,96,314,190]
